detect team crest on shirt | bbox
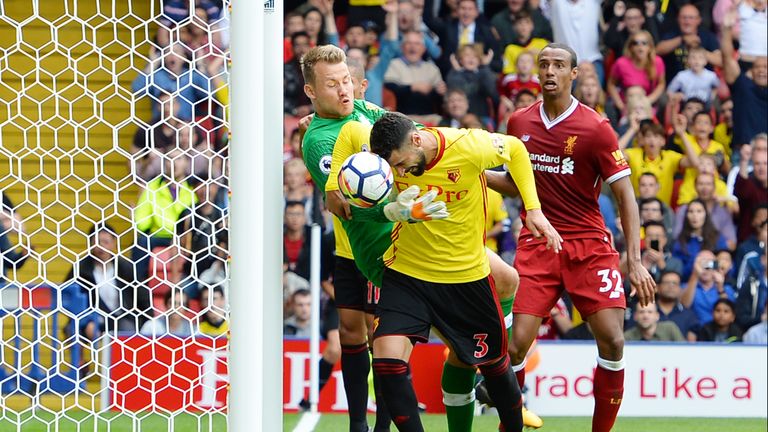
[564,135,578,155]
[521,134,530,142]
[447,168,461,183]
[611,150,629,167]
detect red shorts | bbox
[512,236,626,318]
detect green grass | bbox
[1,412,765,431]
[285,413,768,432]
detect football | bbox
[338,152,394,208]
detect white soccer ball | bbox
[338,152,394,208]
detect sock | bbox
[342,343,371,432]
[319,357,334,391]
[499,295,514,342]
[479,355,523,432]
[372,358,424,432]
[441,362,477,432]
[592,357,625,432]
[372,363,393,431]
[511,359,526,390]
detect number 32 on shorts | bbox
[597,269,623,299]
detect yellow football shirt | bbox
[625,148,683,206]
[484,188,508,253]
[678,139,730,205]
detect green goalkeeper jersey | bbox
[301,99,392,287]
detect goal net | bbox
[0,0,230,429]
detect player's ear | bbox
[570,66,579,81]
[304,83,315,100]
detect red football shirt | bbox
[507,96,630,241]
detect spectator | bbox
[716,0,768,61]
[548,0,604,83]
[198,285,228,337]
[384,30,446,122]
[717,248,738,287]
[140,289,195,337]
[513,88,537,110]
[131,94,181,182]
[284,288,311,336]
[0,201,30,283]
[438,88,470,128]
[667,97,706,152]
[742,305,767,345]
[491,0,552,48]
[622,121,697,207]
[500,10,549,76]
[666,47,720,107]
[639,198,672,238]
[677,112,732,200]
[131,43,211,122]
[607,30,666,114]
[284,11,306,62]
[284,159,316,220]
[176,176,228,278]
[672,199,729,280]
[499,51,541,109]
[625,303,686,341]
[303,7,331,46]
[641,221,683,282]
[284,128,303,162]
[697,298,743,342]
[656,4,722,83]
[67,223,149,335]
[537,299,573,340]
[156,0,221,47]
[656,269,701,341]
[345,1,399,107]
[714,98,734,156]
[604,4,660,56]
[735,219,767,329]
[636,173,675,231]
[573,73,606,116]
[283,201,335,287]
[675,172,737,250]
[134,151,196,281]
[458,113,485,129]
[678,154,731,208]
[617,86,655,131]
[343,24,368,52]
[485,188,509,253]
[284,31,314,117]
[445,44,499,126]
[422,0,502,73]
[396,0,441,61]
[720,10,767,151]
[682,249,736,324]
[734,204,768,270]
[179,6,225,60]
[734,134,768,241]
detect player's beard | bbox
[410,151,427,176]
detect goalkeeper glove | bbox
[383,185,450,222]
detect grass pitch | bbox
[0,412,764,431]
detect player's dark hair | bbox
[541,43,578,69]
[370,112,417,162]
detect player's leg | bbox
[442,349,477,432]
[585,308,626,432]
[335,257,375,432]
[365,285,392,432]
[487,248,518,329]
[372,269,433,432]
[565,238,627,432]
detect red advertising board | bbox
[283,339,448,413]
[110,335,229,412]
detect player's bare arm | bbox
[610,176,656,306]
[326,189,352,220]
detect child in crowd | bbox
[497,51,540,128]
[667,47,720,107]
[698,299,743,342]
[500,10,549,75]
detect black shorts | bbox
[334,256,380,314]
[373,268,507,366]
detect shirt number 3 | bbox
[597,269,623,299]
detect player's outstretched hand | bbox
[326,189,352,220]
[384,185,449,222]
[524,208,563,253]
[628,261,656,307]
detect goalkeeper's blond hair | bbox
[300,44,347,87]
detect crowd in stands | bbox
[282,0,767,345]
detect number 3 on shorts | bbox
[597,269,623,299]
[473,333,489,358]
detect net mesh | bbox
[0,1,230,429]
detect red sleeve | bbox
[592,118,631,184]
